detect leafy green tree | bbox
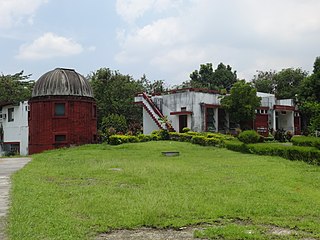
[89,68,143,131]
[252,70,276,94]
[297,57,320,133]
[274,68,307,99]
[189,63,214,89]
[252,68,306,99]
[298,102,320,134]
[189,62,237,90]
[213,63,238,90]
[137,74,167,94]
[0,71,34,104]
[221,80,261,128]
[101,114,127,133]
[299,57,320,102]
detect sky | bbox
[1,0,320,86]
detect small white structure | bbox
[0,101,29,156]
[135,89,301,136]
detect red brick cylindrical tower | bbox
[29,68,97,154]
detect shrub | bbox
[169,132,192,142]
[291,135,320,149]
[150,130,161,141]
[224,140,249,153]
[205,137,221,146]
[182,127,190,133]
[137,134,152,142]
[191,136,207,146]
[159,129,170,140]
[274,128,286,142]
[247,143,320,165]
[108,135,139,145]
[238,130,261,144]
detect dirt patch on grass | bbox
[96,227,203,240]
[96,223,319,240]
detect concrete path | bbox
[0,157,31,240]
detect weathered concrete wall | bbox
[160,91,220,132]
[0,101,29,156]
[142,108,160,134]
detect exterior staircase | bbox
[135,93,175,132]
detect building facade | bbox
[0,68,97,156]
[135,88,301,136]
[0,101,29,156]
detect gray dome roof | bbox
[32,68,93,98]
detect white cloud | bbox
[116,0,184,23]
[0,0,48,28]
[115,0,320,84]
[16,32,84,60]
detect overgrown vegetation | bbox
[9,142,320,239]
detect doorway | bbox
[179,115,188,132]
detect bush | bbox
[224,140,249,153]
[182,127,190,133]
[291,136,320,149]
[159,129,170,140]
[137,134,152,142]
[169,132,192,142]
[191,136,207,146]
[205,137,221,146]
[274,128,286,142]
[108,135,139,145]
[238,130,261,144]
[247,143,320,165]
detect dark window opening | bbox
[8,108,14,122]
[55,103,65,116]
[206,108,216,132]
[181,107,186,111]
[55,135,66,142]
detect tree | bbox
[274,68,307,99]
[299,57,320,102]
[89,68,143,131]
[252,68,307,99]
[189,63,214,89]
[137,74,167,94]
[0,71,34,104]
[297,57,320,133]
[189,62,237,90]
[213,63,238,90]
[252,70,276,94]
[221,80,261,128]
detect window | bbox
[55,135,66,142]
[55,103,65,116]
[8,108,14,122]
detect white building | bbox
[0,101,29,156]
[135,89,301,136]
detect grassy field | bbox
[8,141,320,239]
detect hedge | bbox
[238,130,260,144]
[224,140,249,153]
[291,136,320,149]
[109,135,139,145]
[247,143,320,165]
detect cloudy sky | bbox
[1,0,320,86]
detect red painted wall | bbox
[28,96,97,154]
[254,114,269,137]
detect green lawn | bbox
[8,141,320,239]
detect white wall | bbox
[160,91,220,132]
[142,108,160,135]
[0,101,29,156]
